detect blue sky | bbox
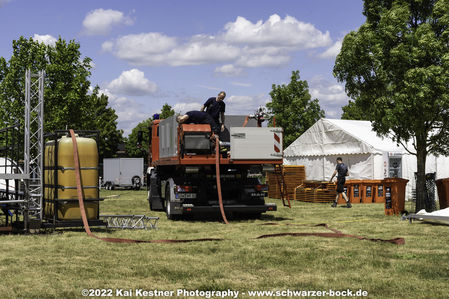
[0,0,365,135]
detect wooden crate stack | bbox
[283,166,306,199]
[295,180,337,203]
[267,169,282,199]
[267,165,306,199]
[294,186,316,202]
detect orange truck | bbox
[145,115,283,219]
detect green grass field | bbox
[0,190,448,298]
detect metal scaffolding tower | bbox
[24,69,45,224]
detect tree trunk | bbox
[415,143,427,213]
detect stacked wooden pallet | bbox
[283,165,306,199]
[267,169,282,199]
[295,180,337,203]
[268,167,394,205]
[294,187,316,202]
[266,165,306,199]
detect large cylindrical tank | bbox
[44,135,99,220]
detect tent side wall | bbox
[284,118,449,204]
[284,156,324,180]
[284,154,375,181]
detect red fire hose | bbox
[70,129,223,243]
[215,135,229,224]
[70,129,403,245]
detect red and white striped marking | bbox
[274,132,281,153]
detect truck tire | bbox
[148,183,157,210]
[148,189,152,210]
[165,185,179,220]
[147,169,164,211]
[132,176,141,190]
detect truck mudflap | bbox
[181,203,277,214]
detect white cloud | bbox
[309,76,350,118]
[98,88,148,136]
[102,32,178,65]
[103,14,332,68]
[101,41,114,52]
[236,52,290,67]
[82,8,133,36]
[33,34,57,46]
[167,36,240,66]
[225,94,269,115]
[107,69,158,96]
[104,33,240,66]
[318,40,342,59]
[214,64,243,77]
[223,14,331,49]
[310,84,347,104]
[172,102,202,114]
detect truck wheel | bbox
[148,190,153,210]
[132,176,141,190]
[165,186,178,220]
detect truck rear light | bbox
[255,184,268,192]
[176,185,193,192]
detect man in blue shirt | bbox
[201,91,226,132]
[176,111,219,135]
[329,157,352,208]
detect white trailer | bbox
[103,158,144,190]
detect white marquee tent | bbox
[283,118,449,200]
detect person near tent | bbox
[329,157,352,208]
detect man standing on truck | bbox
[329,157,352,208]
[177,111,220,135]
[201,91,226,132]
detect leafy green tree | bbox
[89,87,124,160]
[0,36,123,160]
[125,103,174,160]
[125,118,152,161]
[334,0,449,212]
[266,70,324,148]
[0,37,47,127]
[160,103,175,119]
[44,38,93,131]
[341,100,370,120]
